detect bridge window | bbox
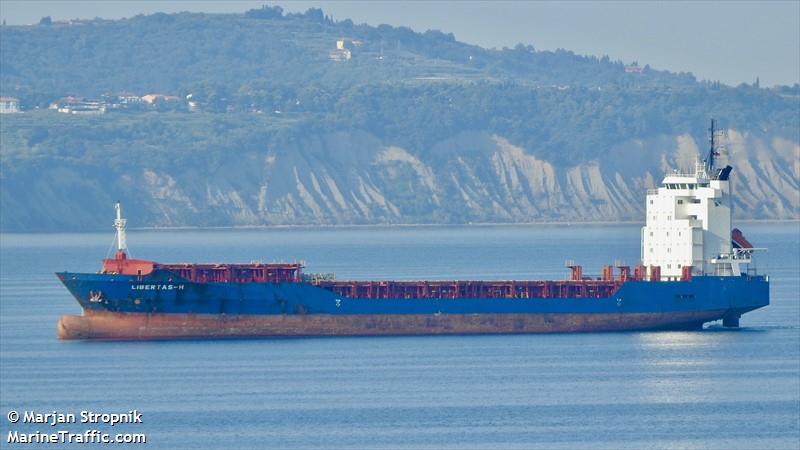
[677,199,683,204]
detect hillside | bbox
[1,7,698,101]
[0,7,798,231]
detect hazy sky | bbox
[1,1,798,87]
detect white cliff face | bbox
[174,129,797,226]
[724,130,800,218]
[1,129,797,230]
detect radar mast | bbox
[705,118,725,177]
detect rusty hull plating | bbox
[57,309,730,340]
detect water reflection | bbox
[633,332,722,404]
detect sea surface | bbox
[1,223,798,449]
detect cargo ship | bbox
[56,121,769,339]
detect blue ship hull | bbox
[55,270,769,339]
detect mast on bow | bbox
[113,201,127,259]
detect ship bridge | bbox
[641,120,761,280]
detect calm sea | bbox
[1,223,798,449]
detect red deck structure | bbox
[155,263,303,283]
[103,255,676,300]
[314,279,623,300]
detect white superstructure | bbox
[641,121,758,280]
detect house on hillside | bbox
[0,96,20,113]
[329,39,352,62]
[51,96,106,114]
[141,94,180,104]
[102,92,144,110]
[625,62,645,74]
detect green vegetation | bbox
[0,7,797,231]
[1,110,301,165]
[2,8,796,166]
[4,83,796,168]
[1,7,696,101]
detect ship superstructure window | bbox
[677,200,684,204]
[699,182,709,187]
[691,199,701,204]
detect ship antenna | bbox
[706,118,716,173]
[114,201,127,258]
